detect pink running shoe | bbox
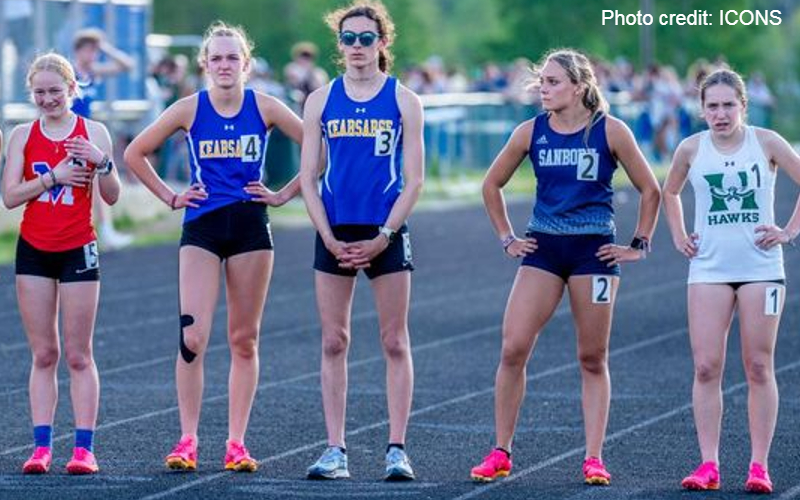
[224,440,258,472]
[682,461,720,490]
[745,462,773,494]
[66,447,99,475]
[22,447,52,474]
[165,435,198,471]
[470,449,512,482]
[583,457,611,485]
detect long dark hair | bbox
[325,0,396,73]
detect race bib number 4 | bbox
[240,135,262,162]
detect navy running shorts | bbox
[521,231,620,281]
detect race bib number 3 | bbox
[240,135,262,162]
[375,129,395,156]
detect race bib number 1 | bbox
[764,286,782,316]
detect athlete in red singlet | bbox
[1,52,122,475]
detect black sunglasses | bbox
[339,31,379,47]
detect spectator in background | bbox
[284,41,329,111]
[748,71,775,128]
[249,57,286,100]
[154,54,193,182]
[71,28,134,250]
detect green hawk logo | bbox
[704,172,758,212]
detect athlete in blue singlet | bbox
[71,28,135,250]
[124,22,303,473]
[299,0,424,481]
[470,49,661,485]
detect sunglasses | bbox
[339,31,379,47]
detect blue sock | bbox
[75,429,94,452]
[33,425,52,448]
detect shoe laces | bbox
[749,462,769,481]
[483,449,508,467]
[692,461,719,480]
[583,457,610,478]
[171,436,196,456]
[319,447,343,465]
[30,447,51,460]
[226,441,252,461]
[72,447,94,462]
[387,447,409,464]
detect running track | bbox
[0,179,798,500]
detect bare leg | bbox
[176,246,221,438]
[224,250,272,442]
[494,267,564,450]
[315,271,356,448]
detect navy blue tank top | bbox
[184,89,269,222]
[320,76,403,226]
[528,112,616,235]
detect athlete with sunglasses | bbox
[299,0,425,482]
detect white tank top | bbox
[687,126,784,283]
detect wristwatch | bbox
[96,155,114,176]
[630,236,651,255]
[378,226,396,243]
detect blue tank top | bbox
[321,76,403,226]
[71,71,96,118]
[184,89,269,222]
[528,112,616,235]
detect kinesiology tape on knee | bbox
[179,314,197,363]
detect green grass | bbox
[0,162,669,265]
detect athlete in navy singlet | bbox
[299,1,424,481]
[125,22,303,472]
[470,49,661,484]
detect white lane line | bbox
[779,484,800,500]
[135,326,689,500]
[450,359,800,500]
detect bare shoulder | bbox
[507,118,535,151]
[395,82,422,108]
[753,126,785,150]
[254,90,282,109]
[674,132,703,164]
[7,122,33,148]
[303,82,333,118]
[84,118,111,137]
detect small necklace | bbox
[41,114,76,154]
[345,72,380,83]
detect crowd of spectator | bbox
[142,45,775,180]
